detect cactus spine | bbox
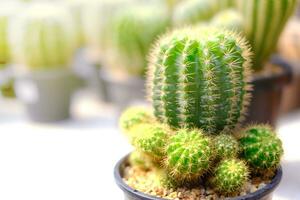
[235,0,297,70]
[165,129,214,181]
[239,125,284,170]
[9,3,76,69]
[148,27,252,134]
[213,159,249,194]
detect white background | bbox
[0,92,299,200]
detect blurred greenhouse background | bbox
[1,0,300,199]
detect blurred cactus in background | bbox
[0,1,22,68]
[9,3,77,70]
[235,0,298,70]
[108,2,169,76]
[210,9,244,32]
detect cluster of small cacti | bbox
[9,3,77,70]
[120,106,284,195]
[119,25,284,196]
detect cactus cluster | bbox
[119,24,284,197]
[9,3,76,70]
[147,26,252,134]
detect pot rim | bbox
[114,154,282,200]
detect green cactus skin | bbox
[165,129,214,181]
[210,9,244,32]
[239,125,284,171]
[147,26,252,134]
[128,151,155,170]
[214,134,240,160]
[110,3,169,76]
[235,0,297,70]
[119,106,154,134]
[213,159,249,194]
[9,3,76,70]
[132,123,170,161]
[154,168,178,189]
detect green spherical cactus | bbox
[235,0,297,70]
[154,168,178,189]
[9,3,76,70]
[210,9,244,32]
[165,129,214,181]
[119,106,154,134]
[147,26,252,134]
[239,125,284,170]
[214,134,240,160]
[213,159,249,194]
[129,151,155,170]
[109,3,169,76]
[132,123,170,160]
[0,2,22,66]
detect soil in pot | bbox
[115,156,282,200]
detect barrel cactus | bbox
[210,9,244,32]
[213,159,249,194]
[119,106,154,134]
[239,125,284,171]
[165,129,214,181]
[147,26,252,134]
[235,0,298,70]
[9,3,76,70]
[214,134,240,160]
[131,123,170,161]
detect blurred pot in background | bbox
[277,18,300,114]
[9,3,79,122]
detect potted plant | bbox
[172,0,297,126]
[114,26,284,200]
[9,3,78,122]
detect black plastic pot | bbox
[243,55,292,127]
[114,155,282,200]
[15,69,79,122]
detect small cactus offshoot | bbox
[239,125,284,170]
[148,26,252,134]
[119,106,153,134]
[131,123,170,161]
[165,129,214,181]
[214,134,240,160]
[128,151,155,170]
[213,159,249,194]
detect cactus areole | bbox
[147,27,252,134]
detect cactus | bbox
[131,123,170,161]
[239,125,284,170]
[0,2,22,66]
[165,129,214,181]
[213,159,249,194]
[214,134,240,160]
[210,9,244,32]
[119,106,154,134]
[9,3,76,70]
[147,26,252,134]
[128,151,155,170]
[235,0,297,70]
[109,2,169,76]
